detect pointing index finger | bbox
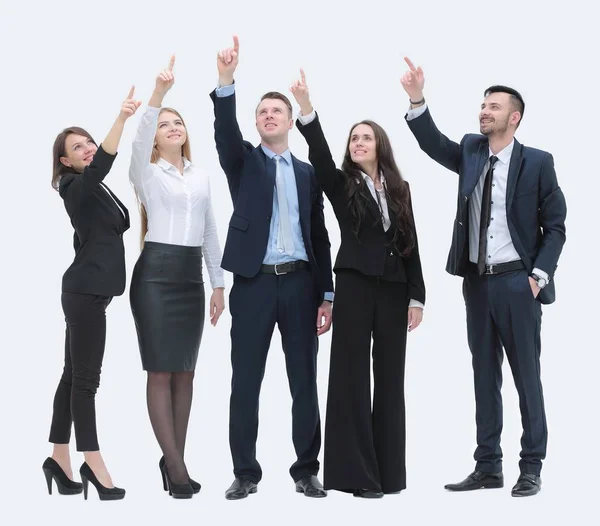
[300,68,306,84]
[233,35,239,53]
[127,85,135,99]
[404,56,417,72]
[168,55,175,71]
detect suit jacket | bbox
[59,146,130,297]
[405,107,566,304]
[209,89,334,301]
[296,113,425,304]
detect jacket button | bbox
[463,195,468,201]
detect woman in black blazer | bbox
[43,87,140,501]
[291,71,425,498]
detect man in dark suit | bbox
[210,36,334,500]
[401,57,566,497]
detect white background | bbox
[0,0,597,523]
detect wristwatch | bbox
[530,273,547,289]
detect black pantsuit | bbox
[49,293,112,451]
[325,270,409,493]
[229,269,321,483]
[464,269,545,475]
[49,145,130,452]
[296,113,426,493]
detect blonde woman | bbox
[129,57,225,499]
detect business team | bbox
[43,38,567,501]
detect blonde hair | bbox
[137,107,192,249]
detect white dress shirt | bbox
[129,105,225,289]
[298,110,424,308]
[406,103,548,282]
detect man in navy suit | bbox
[210,36,334,500]
[401,57,566,497]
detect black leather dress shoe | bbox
[511,473,541,497]
[225,478,257,500]
[353,488,384,498]
[444,470,504,491]
[295,475,327,498]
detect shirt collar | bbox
[156,157,192,171]
[489,139,514,165]
[261,144,292,165]
[360,170,386,185]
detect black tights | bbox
[146,371,195,485]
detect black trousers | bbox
[228,268,320,483]
[49,292,112,452]
[463,269,546,476]
[324,270,409,493]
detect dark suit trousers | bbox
[229,269,320,483]
[49,292,112,452]
[324,270,409,493]
[463,269,546,476]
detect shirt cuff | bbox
[215,83,235,98]
[324,292,335,302]
[297,109,316,125]
[532,267,549,282]
[406,103,428,121]
[409,299,424,309]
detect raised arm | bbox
[60,87,141,207]
[210,35,248,177]
[401,57,462,174]
[291,69,345,199]
[129,56,176,188]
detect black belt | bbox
[468,260,525,275]
[260,260,309,275]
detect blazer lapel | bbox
[258,147,276,204]
[291,156,310,223]
[100,182,130,228]
[465,142,490,196]
[505,139,524,212]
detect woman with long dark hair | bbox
[129,56,225,499]
[291,70,425,498]
[44,87,140,501]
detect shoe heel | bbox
[160,467,168,492]
[43,469,53,495]
[485,481,504,489]
[81,476,89,500]
[249,486,257,494]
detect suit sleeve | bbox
[310,174,334,300]
[209,87,251,182]
[404,185,426,305]
[405,106,462,174]
[59,145,117,214]
[533,153,567,278]
[296,112,345,200]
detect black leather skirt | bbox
[130,241,205,372]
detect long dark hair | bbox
[51,127,97,190]
[341,120,415,256]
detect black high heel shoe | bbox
[79,462,125,501]
[42,457,83,495]
[159,456,201,494]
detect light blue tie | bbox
[274,155,295,256]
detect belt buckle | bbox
[485,264,494,275]
[274,263,288,276]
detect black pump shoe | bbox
[42,457,83,495]
[79,462,125,501]
[159,456,200,494]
